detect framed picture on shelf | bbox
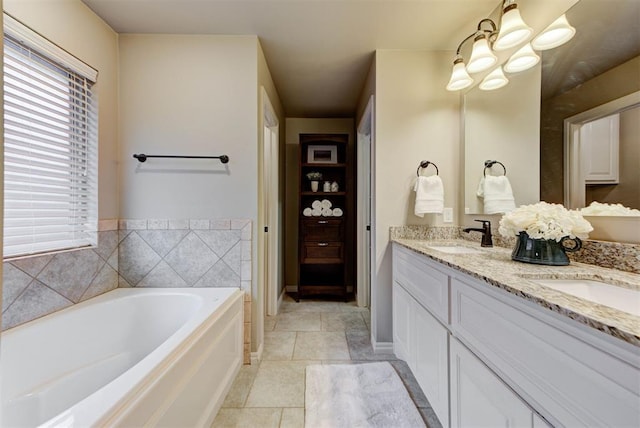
[307,145,337,164]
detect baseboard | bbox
[286,285,298,293]
[372,339,394,355]
[250,342,263,365]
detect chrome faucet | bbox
[463,220,493,247]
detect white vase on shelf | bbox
[311,181,319,192]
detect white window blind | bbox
[3,17,98,258]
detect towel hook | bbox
[483,160,506,177]
[417,160,439,176]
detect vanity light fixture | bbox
[479,66,509,90]
[493,0,533,50]
[531,14,576,50]
[446,55,475,91]
[467,32,498,73]
[503,43,540,73]
[445,1,574,92]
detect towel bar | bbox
[133,154,229,164]
[417,160,439,176]
[483,160,506,176]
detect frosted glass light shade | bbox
[446,58,474,91]
[493,4,533,51]
[504,43,540,73]
[480,67,509,90]
[467,35,497,73]
[532,14,576,50]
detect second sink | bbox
[426,245,484,255]
[529,278,640,316]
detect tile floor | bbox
[212,295,442,428]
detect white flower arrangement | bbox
[580,201,640,216]
[306,171,323,181]
[499,201,593,242]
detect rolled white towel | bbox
[321,207,333,217]
[303,207,313,217]
[312,208,322,216]
[312,200,322,210]
[321,199,332,209]
[332,207,343,217]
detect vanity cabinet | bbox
[392,245,451,427]
[392,243,639,428]
[450,337,532,427]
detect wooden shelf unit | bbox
[297,133,352,301]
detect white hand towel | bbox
[321,207,333,217]
[312,200,322,210]
[303,207,313,217]
[321,199,332,209]
[476,175,516,214]
[332,208,343,217]
[414,175,444,217]
[312,208,322,216]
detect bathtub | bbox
[1,287,244,427]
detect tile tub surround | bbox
[2,228,119,330]
[117,219,252,291]
[392,238,640,346]
[2,218,253,334]
[390,225,640,274]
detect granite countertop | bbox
[392,238,640,347]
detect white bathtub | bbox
[1,287,244,427]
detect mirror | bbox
[463,64,541,215]
[464,0,640,216]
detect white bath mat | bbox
[305,362,426,428]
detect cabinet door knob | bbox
[318,220,329,224]
[318,242,329,247]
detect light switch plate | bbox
[443,207,453,223]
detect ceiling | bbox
[541,0,640,100]
[80,0,499,117]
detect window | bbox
[3,15,98,258]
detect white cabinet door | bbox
[392,281,413,364]
[581,113,619,183]
[450,337,532,428]
[414,303,449,428]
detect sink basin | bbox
[530,279,640,316]
[426,245,484,254]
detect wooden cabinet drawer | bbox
[302,218,343,241]
[392,243,449,324]
[301,242,343,263]
[451,277,640,427]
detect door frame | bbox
[564,90,640,208]
[260,87,281,317]
[356,96,374,308]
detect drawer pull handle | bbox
[318,242,329,247]
[318,220,329,224]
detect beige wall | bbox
[373,50,460,343]
[5,0,120,220]
[284,118,355,289]
[118,34,258,220]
